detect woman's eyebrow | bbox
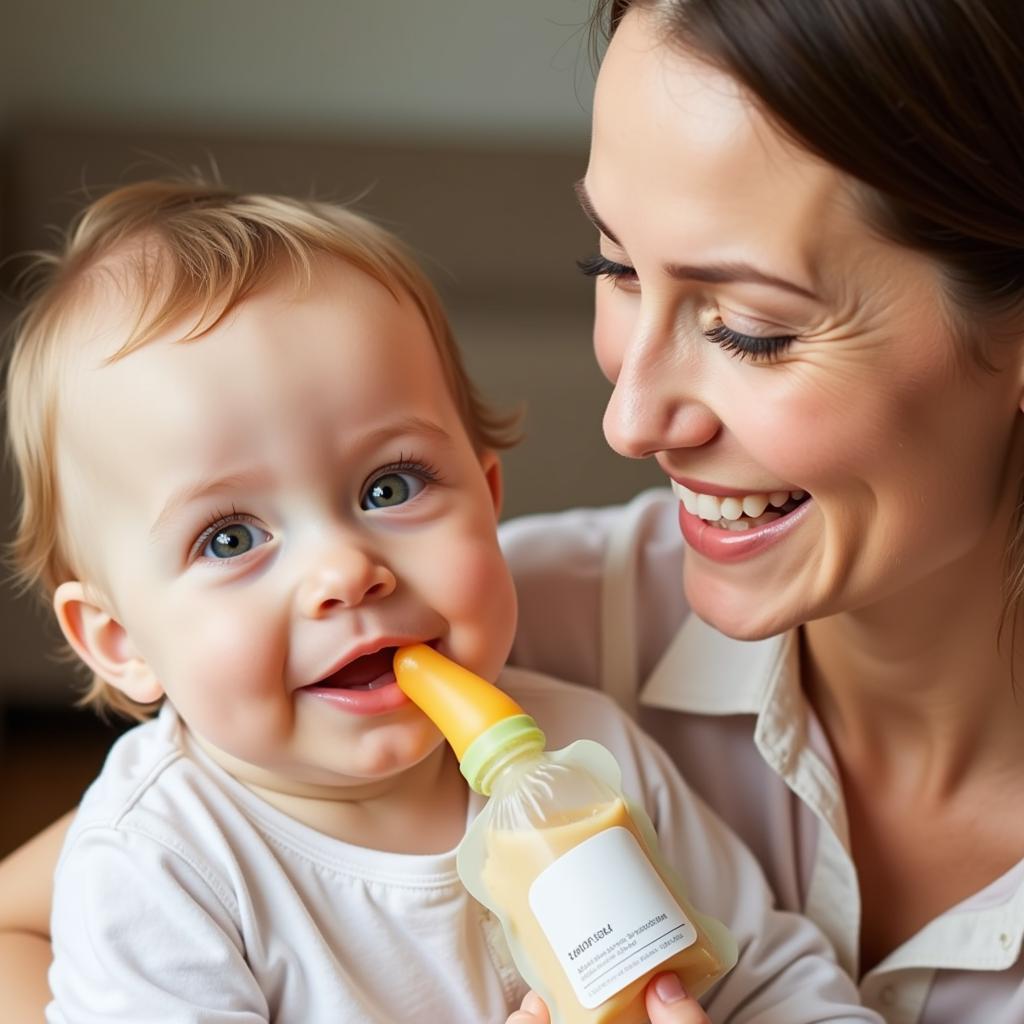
[573,179,819,302]
[574,179,621,245]
[665,262,819,301]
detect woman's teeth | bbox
[671,482,807,531]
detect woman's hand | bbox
[0,810,73,1021]
[506,973,711,1024]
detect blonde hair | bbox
[5,178,518,718]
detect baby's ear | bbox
[53,581,164,704]
[479,450,504,520]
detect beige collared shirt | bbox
[502,488,1024,1023]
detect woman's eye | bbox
[362,471,426,510]
[202,522,271,560]
[576,253,638,286]
[703,321,796,362]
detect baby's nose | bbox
[297,544,397,617]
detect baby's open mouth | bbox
[314,647,398,691]
[673,483,809,532]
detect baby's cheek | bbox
[162,603,289,745]
[437,539,517,676]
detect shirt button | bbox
[880,986,896,1006]
[999,932,1013,949]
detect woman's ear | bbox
[479,450,504,520]
[53,581,164,704]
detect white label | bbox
[527,826,696,1009]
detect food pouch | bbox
[393,645,737,1024]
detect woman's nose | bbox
[599,311,720,460]
[296,542,397,619]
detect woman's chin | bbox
[683,571,801,642]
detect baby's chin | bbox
[189,722,441,798]
[344,726,451,785]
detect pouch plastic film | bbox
[457,739,737,1024]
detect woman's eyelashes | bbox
[703,321,796,361]
[578,253,797,362]
[577,253,638,286]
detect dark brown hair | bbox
[596,0,1024,329]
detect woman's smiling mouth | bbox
[670,479,814,563]
[671,481,809,531]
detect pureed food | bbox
[480,790,727,1023]
[393,645,736,1024]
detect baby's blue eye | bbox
[203,522,269,559]
[362,471,426,510]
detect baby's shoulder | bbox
[61,707,234,866]
[70,708,185,827]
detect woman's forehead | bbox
[588,8,864,290]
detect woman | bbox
[508,0,1024,1018]
[4,1,1024,1021]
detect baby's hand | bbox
[505,973,711,1024]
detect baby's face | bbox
[57,258,517,795]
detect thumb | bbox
[506,990,551,1024]
[645,973,711,1024]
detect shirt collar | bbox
[639,616,1024,978]
[639,615,847,837]
[869,865,1024,975]
[638,612,792,716]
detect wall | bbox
[0,0,595,141]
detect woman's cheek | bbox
[735,372,882,484]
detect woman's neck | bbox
[802,534,1024,798]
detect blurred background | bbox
[0,1,663,854]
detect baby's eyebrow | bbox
[150,470,270,542]
[357,416,457,452]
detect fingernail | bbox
[654,972,686,1004]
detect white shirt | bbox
[47,666,877,1023]
[501,488,1024,1024]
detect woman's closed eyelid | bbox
[704,321,796,361]
[718,305,799,337]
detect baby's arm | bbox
[0,811,71,1022]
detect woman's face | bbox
[583,9,1024,639]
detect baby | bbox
[5,180,879,1022]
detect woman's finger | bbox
[645,973,711,1024]
[505,989,550,1024]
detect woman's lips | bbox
[677,494,814,563]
